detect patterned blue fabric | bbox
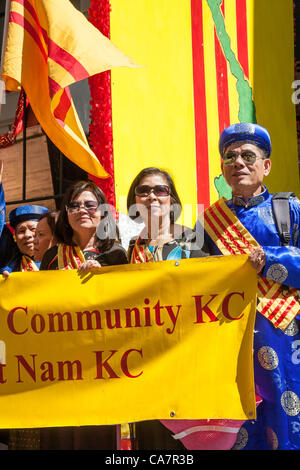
[197,187,300,450]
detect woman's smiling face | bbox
[66,190,101,235]
[134,174,172,224]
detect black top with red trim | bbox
[40,243,128,270]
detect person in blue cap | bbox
[0,161,50,275]
[196,123,300,450]
[0,161,50,450]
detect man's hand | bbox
[248,247,266,273]
[0,160,3,184]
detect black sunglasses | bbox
[135,184,170,197]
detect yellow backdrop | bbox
[110,0,299,227]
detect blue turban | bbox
[9,205,50,229]
[219,123,272,158]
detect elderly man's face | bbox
[15,220,38,257]
[221,142,271,196]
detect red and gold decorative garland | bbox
[88,0,116,210]
[88,2,129,450]
[0,91,27,149]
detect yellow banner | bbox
[0,255,257,429]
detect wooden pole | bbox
[22,89,27,201]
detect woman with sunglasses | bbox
[38,180,127,450]
[126,167,208,450]
[40,180,127,271]
[127,167,207,264]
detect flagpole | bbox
[59,151,63,196]
[22,89,27,201]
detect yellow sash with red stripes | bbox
[57,243,85,270]
[21,255,39,272]
[130,237,152,263]
[130,236,164,263]
[204,198,299,331]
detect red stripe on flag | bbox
[214,201,254,252]
[69,247,78,269]
[13,0,41,32]
[257,283,267,296]
[204,212,235,254]
[191,0,210,210]
[274,299,296,327]
[207,206,247,254]
[235,0,249,79]
[41,29,89,82]
[53,88,72,123]
[260,286,285,317]
[62,245,68,268]
[266,297,288,322]
[9,11,47,63]
[259,274,272,291]
[214,1,230,134]
[48,77,61,98]
[14,0,89,81]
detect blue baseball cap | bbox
[219,123,272,158]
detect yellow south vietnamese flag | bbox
[1,0,137,178]
[108,0,299,223]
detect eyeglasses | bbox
[222,151,265,166]
[66,201,99,213]
[135,185,170,197]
